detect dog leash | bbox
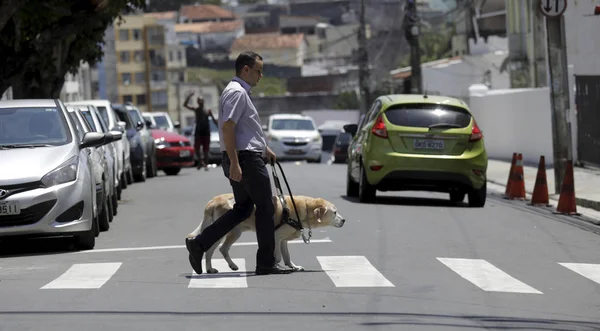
[270,159,312,244]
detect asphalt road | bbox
[1,159,600,331]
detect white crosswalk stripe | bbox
[2,256,597,292]
[317,255,395,287]
[40,263,122,289]
[558,263,600,285]
[188,259,248,288]
[437,258,543,294]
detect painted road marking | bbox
[188,259,247,288]
[41,263,122,289]
[559,263,600,285]
[316,256,395,287]
[75,237,332,254]
[437,258,542,294]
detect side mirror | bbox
[117,121,127,129]
[111,125,125,133]
[109,130,123,141]
[136,121,144,131]
[80,132,107,149]
[174,121,181,129]
[343,124,358,136]
[145,119,153,128]
[262,124,268,131]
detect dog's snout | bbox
[341,218,346,224]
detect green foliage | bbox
[334,91,360,110]
[0,0,146,97]
[396,25,454,69]
[187,67,286,97]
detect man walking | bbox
[183,93,217,170]
[185,51,292,275]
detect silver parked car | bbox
[66,105,114,233]
[0,99,116,250]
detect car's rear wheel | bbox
[346,170,359,197]
[359,165,376,203]
[468,181,486,207]
[450,191,465,202]
[99,196,110,231]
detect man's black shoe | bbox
[185,238,204,275]
[255,264,293,275]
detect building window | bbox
[136,94,146,105]
[120,51,130,63]
[178,50,183,61]
[135,72,145,84]
[119,29,129,41]
[169,50,173,62]
[123,95,133,103]
[151,91,168,107]
[122,73,132,85]
[151,70,166,82]
[134,50,144,62]
[132,29,141,41]
[179,71,185,82]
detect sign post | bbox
[540,0,571,194]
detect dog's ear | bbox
[313,205,327,222]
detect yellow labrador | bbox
[186,193,346,273]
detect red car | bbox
[151,129,195,176]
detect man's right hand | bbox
[229,162,242,182]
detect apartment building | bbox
[114,14,169,113]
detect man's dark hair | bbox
[235,51,263,76]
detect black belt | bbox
[222,150,263,156]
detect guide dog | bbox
[186,193,346,273]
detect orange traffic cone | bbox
[554,160,580,215]
[530,156,551,206]
[505,153,526,200]
[504,153,517,197]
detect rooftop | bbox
[231,33,305,50]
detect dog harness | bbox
[270,160,312,244]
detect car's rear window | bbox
[384,103,472,128]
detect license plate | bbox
[414,139,444,150]
[0,201,20,216]
[286,149,306,155]
[179,150,190,157]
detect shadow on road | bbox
[0,236,79,258]
[0,310,597,330]
[340,195,469,208]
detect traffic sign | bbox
[540,0,567,17]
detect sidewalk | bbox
[486,158,600,213]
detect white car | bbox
[142,111,180,133]
[68,100,132,192]
[264,114,322,163]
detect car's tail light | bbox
[371,114,388,138]
[370,165,383,171]
[469,119,483,142]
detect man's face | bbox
[197,98,204,108]
[245,59,263,86]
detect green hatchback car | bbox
[344,94,487,207]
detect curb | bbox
[487,178,600,213]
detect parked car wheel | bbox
[99,196,110,232]
[74,218,97,250]
[164,167,181,176]
[359,164,376,203]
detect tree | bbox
[0,0,145,98]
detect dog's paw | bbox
[227,262,239,271]
[287,264,305,272]
[207,268,219,274]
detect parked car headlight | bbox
[41,156,78,188]
[312,135,322,142]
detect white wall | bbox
[469,87,557,166]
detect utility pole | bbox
[357,0,371,114]
[404,0,422,94]
[540,0,570,194]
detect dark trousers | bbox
[194,135,210,166]
[193,150,276,268]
